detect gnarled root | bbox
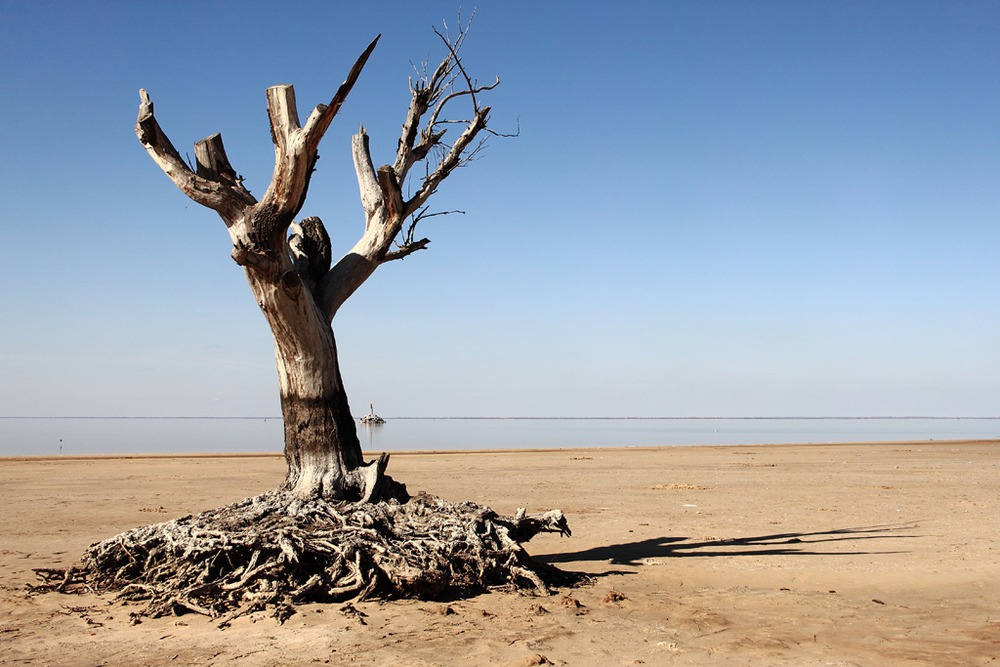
[30,491,580,623]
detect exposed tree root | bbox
[31,492,580,624]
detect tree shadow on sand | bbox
[540,523,919,567]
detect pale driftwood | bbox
[31,493,578,624]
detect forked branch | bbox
[256,36,381,241]
[136,36,379,256]
[135,90,256,222]
[382,208,461,263]
[323,16,497,318]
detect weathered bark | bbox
[240,267,358,499]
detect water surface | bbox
[2,417,997,457]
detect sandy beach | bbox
[2,441,998,666]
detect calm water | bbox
[1,417,998,457]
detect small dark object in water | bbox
[360,404,385,425]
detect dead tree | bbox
[135,27,494,502]
[31,22,578,621]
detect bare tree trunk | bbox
[278,352,363,501]
[241,261,389,501]
[280,390,360,499]
[268,297,363,499]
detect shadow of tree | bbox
[540,523,919,566]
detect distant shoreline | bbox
[3,438,999,462]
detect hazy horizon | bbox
[3,416,998,458]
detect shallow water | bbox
[1,417,997,457]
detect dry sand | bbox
[2,441,998,666]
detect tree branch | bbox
[135,89,255,221]
[255,37,380,245]
[392,60,450,179]
[352,129,381,226]
[266,85,302,154]
[319,17,497,321]
[424,78,498,136]
[303,35,381,151]
[376,166,404,222]
[391,16,495,220]
[382,238,430,262]
[428,21,498,123]
[194,134,252,198]
[404,105,490,217]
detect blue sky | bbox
[1,1,998,418]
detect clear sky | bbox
[1,1,998,418]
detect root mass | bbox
[32,491,577,623]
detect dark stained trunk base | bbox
[280,395,405,502]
